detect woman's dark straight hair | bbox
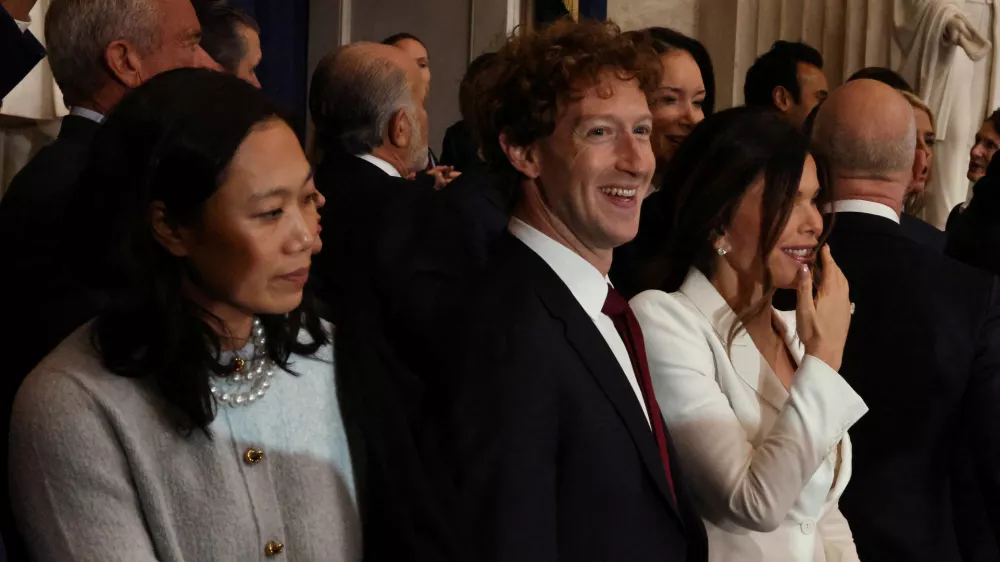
[69,68,328,433]
[640,106,830,348]
[644,26,716,117]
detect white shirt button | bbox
[800,519,816,535]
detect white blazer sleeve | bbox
[631,291,868,532]
[818,504,861,562]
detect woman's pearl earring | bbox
[716,246,728,256]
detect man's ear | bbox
[149,202,191,258]
[104,39,145,89]
[499,132,541,179]
[772,85,794,112]
[387,108,413,150]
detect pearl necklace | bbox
[210,317,276,408]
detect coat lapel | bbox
[678,269,789,412]
[509,239,681,516]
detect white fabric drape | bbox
[0,0,67,198]
[720,0,998,228]
[726,0,899,107]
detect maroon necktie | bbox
[603,285,677,502]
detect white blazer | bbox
[631,269,869,562]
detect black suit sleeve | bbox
[452,321,559,562]
[0,7,45,101]
[440,128,459,169]
[966,277,1000,552]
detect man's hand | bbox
[427,165,460,190]
[1,0,37,22]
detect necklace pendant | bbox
[231,356,246,372]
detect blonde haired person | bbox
[899,89,937,217]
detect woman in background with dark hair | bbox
[8,69,361,561]
[612,26,714,298]
[383,32,431,89]
[630,107,867,561]
[639,26,715,177]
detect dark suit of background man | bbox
[946,154,1000,562]
[812,79,1000,562]
[448,20,707,562]
[388,49,512,389]
[307,41,466,562]
[0,0,45,104]
[308,41,436,328]
[0,0,214,558]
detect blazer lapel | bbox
[679,270,788,412]
[510,239,681,516]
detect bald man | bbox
[813,79,1000,562]
[306,43,465,562]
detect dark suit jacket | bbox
[388,169,512,382]
[313,149,467,561]
[439,120,485,175]
[901,213,946,253]
[0,113,102,562]
[768,212,944,313]
[335,317,468,562]
[947,163,1000,276]
[825,211,1000,562]
[312,149,434,327]
[450,234,707,562]
[0,7,45,102]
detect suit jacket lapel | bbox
[679,269,789,411]
[507,237,681,516]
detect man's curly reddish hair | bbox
[471,19,663,179]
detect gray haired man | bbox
[0,3,214,555]
[307,41,436,325]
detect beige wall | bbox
[350,0,472,157]
[607,0,698,37]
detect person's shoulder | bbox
[463,244,549,326]
[4,135,91,206]
[13,326,142,431]
[631,289,713,337]
[631,288,692,317]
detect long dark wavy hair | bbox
[69,68,328,432]
[640,106,830,345]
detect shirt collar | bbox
[508,217,610,319]
[15,19,30,33]
[822,199,900,224]
[357,154,401,178]
[69,106,105,124]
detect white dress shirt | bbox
[15,19,30,33]
[69,106,105,124]
[824,199,900,224]
[631,269,868,562]
[357,154,401,178]
[509,217,650,427]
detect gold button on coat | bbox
[243,448,264,465]
[265,540,284,556]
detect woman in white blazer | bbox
[630,107,868,562]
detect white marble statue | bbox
[894,0,998,229]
